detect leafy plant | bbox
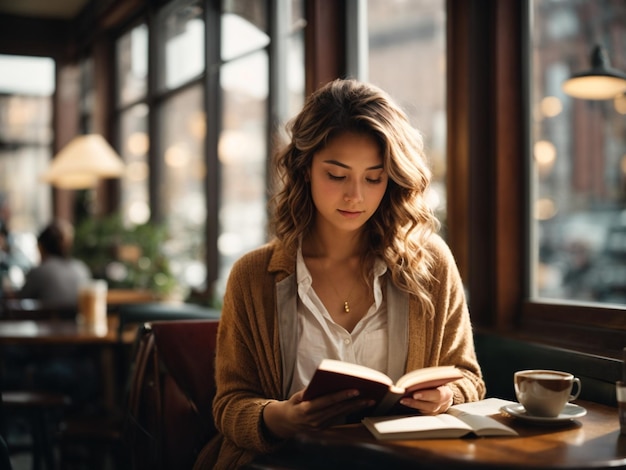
[73,213,178,297]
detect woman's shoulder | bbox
[419,232,461,278]
[230,239,294,275]
[233,240,276,265]
[424,232,454,259]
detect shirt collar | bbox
[296,242,388,299]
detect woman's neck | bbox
[302,228,364,264]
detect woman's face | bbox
[309,131,388,234]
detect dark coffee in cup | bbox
[514,369,581,418]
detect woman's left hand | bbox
[398,385,454,415]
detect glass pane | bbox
[367,0,447,229]
[217,51,268,295]
[0,145,50,270]
[158,0,204,91]
[0,55,54,95]
[116,23,148,106]
[223,0,267,32]
[530,0,626,304]
[0,55,54,292]
[291,0,305,27]
[287,23,305,117]
[158,84,206,293]
[119,104,150,225]
[0,95,52,143]
[222,1,269,61]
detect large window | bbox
[0,54,55,293]
[112,0,305,301]
[218,2,270,296]
[113,0,443,301]
[366,0,447,228]
[530,0,626,305]
[154,1,206,298]
[216,0,305,296]
[117,24,150,226]
[159,84,206,293]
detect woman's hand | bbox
[398,385,454,415]
[263,389,375,439]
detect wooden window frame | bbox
[446,0,626,360]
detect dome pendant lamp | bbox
[41,134,125,190]
[562,44,626,100]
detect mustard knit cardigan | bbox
[194,234,486,469]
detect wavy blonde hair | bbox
[270,79,440,316]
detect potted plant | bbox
[73,213,178,299]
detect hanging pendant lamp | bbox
[562,44,626,100]
[41,134,125,189]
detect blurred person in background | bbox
[16,219,92,303]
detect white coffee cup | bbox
[514,369,581,418]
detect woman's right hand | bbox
[262,389,374,439]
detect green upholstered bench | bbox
[474,330,621,407]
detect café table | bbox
[0,316,136,467]
[250,399,625,470]
[0,317,135,409]
[0,318,120,344]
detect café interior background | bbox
[0,0,624,351]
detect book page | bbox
[395,366,462,391]
[452,414,517,436]
[366,414,472,434]
[448,398,518,436]
[449,397,516,416]
[318,359,393,386]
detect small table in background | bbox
[0,316,132,410]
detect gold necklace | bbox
[330,276,358,313]
[309,237,363,314]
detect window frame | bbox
[109,0,307,301]
[446,0,626,360]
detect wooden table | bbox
[253,400,625,470]
[0,319,117,344]
[0,317,134,411]
[0,316,138,345]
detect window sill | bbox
[518,301,626,360]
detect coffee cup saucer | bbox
[500,402,587,424]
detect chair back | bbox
[125,318,219,470]
[115,302,220,340]
[112,302,220,407]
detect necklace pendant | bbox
[343,301,350,313]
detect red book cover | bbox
[302,359,463,417]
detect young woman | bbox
[194,79,485,469]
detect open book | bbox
[363,398,519,440]
[302,359,464,417]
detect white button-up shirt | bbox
[288,247,388,397]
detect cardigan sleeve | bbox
[406,234,486,403]
[211,247,285,456]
